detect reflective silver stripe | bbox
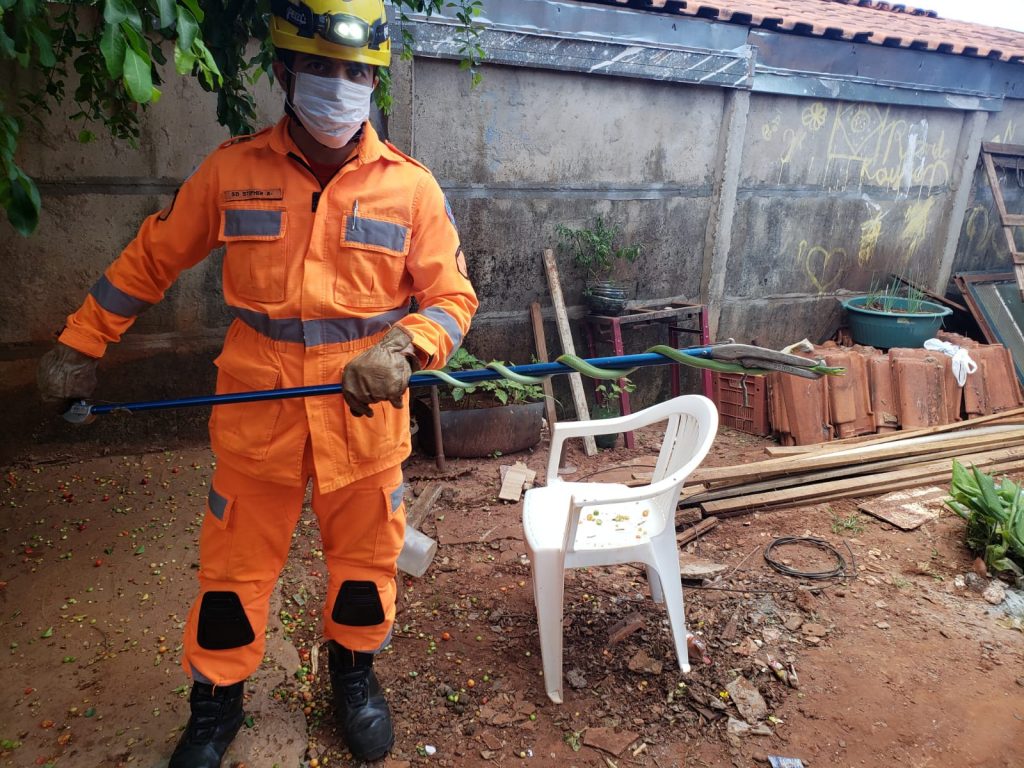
[420,306,464,349]
[89,275,153,318]
[389,483,405,514]
[224,209,282,237]
[345,215,409,252]
[208,487,229,521]
[230,306,304,342]
[229,305,410,347]
[304,307,410,347]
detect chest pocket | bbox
[220,207,288,303]
[335,213,410,308]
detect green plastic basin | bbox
[841,296,952,349]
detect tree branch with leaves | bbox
[0,0,484,235]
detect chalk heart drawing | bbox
[801,102,828,132]
[798,240,847,295]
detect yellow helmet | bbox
[270,0,391,68]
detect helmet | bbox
[270,0,391,68]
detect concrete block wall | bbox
[2,32,1022,458]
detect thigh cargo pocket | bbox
[209,344,283,462]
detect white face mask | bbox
[288,71,373,149]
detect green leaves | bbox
[1,0,488,236]
[122,47,153,103]
[946,460,1024,579]
[99,23,125,78]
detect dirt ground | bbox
[2,423,1023,768]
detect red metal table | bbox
[582,302,712,449]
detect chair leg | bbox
[649,542,690,673]
[531,552,567,704]
[646,564,664,604]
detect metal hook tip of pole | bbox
[62,401,96,425]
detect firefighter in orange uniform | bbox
[37,1,477,764]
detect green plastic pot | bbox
[841,295,952,349]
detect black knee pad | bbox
[332,580,385,627]
[197,591,256,650]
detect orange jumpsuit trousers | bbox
[182,444,406,685]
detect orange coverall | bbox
[58,118,478,683]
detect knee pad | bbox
[332,580,385,627]
[197,591,256,650]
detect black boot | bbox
[328,641,394,762]
[168,681,245,768]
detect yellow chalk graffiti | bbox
[898,197,938,269]
[780,127,806,169]
[798,239,848,295]
[801,102,828,132]
[964,205,1001,257]
[989,120,1017,145]
[762,114,781,140]
[858,209,885,266]
[825,103,950,194]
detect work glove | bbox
[38,342,99,411]
[342,326,420,418]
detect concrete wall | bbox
[2,19,1022,458]
[721,95,967,346]
[952,99,1024,273]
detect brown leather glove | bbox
[38,342,99,410]
[342,326,420,418]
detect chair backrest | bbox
[650,395,719,486]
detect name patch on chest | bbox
[223,188,284,202]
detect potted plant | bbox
[412,348,548,458]
[591,378,636,449]
[841,278,952,349]
[556,216,641,316]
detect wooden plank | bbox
[982,151,1022,257]
[982,141,1024,157]
[684,439,1024,505]
[857,486,947,530]
[498,463,534,502]
[676,516,718,544]
[406,482,445,530]
[693,427,1024,487]
[762,405,1024,458]
[700,446,1024,516]
[529,301,559,438]
[542,249,597,456]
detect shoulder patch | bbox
[383,140,431,173]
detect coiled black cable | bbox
[763,536,852,580]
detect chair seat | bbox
[523,482,660,553]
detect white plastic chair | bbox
[522,395,718,703]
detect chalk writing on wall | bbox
[762,113,781,140]
[963,205,1002,259]
[989,120,1018,145]
[826,104,950,195]
[858,207,886,266]
[798,239,848,295]
[801,102,828,132]
[898,197,938,269]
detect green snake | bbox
[416,344,845,389]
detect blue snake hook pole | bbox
[62,345,719,424]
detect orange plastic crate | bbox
[712,372,771,436]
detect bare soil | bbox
[1,425,1022,768]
